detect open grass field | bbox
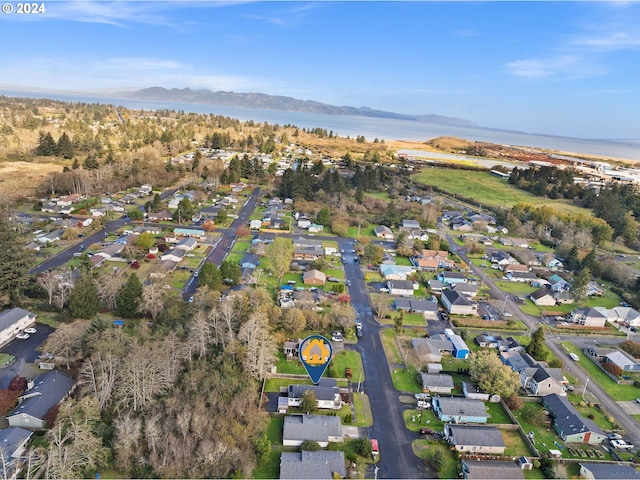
[563,342,640,401]
[412,168,593,216]
[411,440,458,479]
[486,402,514,424]
[0,160,64,199]
[501,428,532,456]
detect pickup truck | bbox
[611,439,634,449]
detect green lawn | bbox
[346,224,376,239]
[411,440,458,479]
[391,366,422,393]
[329,350,365,382]
[412,168,593,216]
[383,313,427,327]
[494,281,538,295]
[513,403,561,455]
[404,408,445,432]
[501,428,532,456]
[380,328,403,365]
[563,342,640,401]
[264,377,311,393]
[353,392,373,427]
[486,402,514,424]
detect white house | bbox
[0,308,37,346]
[387,280,414,297]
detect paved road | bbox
[339,238,432,479]
[446,229,640,446]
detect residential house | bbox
[437,272,468,285]
[393,299,439,319]
[462,382,491,401]
[579,462,640,480]
[286,379,341,410]
[411,337,454,363]
[441,290,478,316]
[501,351,536,373]
[500,237,530,248]
[520,364,566,396]
[555,291,575,304]
[173,227,206,238]
[445,425,505,454]
[543,394,606,444]
[149,260,178,279]
[282,414,343,447]
[586,281,604,297]
[549,274,571,292]
[279,451,346,480]
[297,215,312,230]
[161,248,186,263]
[606,306,640,327]
[303,269,326,286]
[451,217,474,232]
[240,253,260,270]
[603,351,640,372]
[474,334,500,349]
[0,427,33,479]
[469,213,497,225]
[7,371,75,429]
[432,397,488,423]
[0,308,37,346]
[451,283,478,298]
[444,328,470,359]
[419,374,454,394]
[460,460,524,480]
[36,229,64,244]
[529,289,556,306]
[414,249,454,270]
[507,271,539,283]
[504,264,530,274]
[387,280,414,297]
[380,252,396,265]
[501,337,524,353]
[489,250,518,267]
[374,225,394,240]
[379,264,416,281]
[148,210,173,221]
[175,237,197,251]
[249,219,262,230]
[283,339,302,359]
[400,219,420,231]
[569,308,608,327]
[293,238,324,261]
[308,223,324,233]
[428,279,445,293]
[540,255,564,270]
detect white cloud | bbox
[505,55,606,80]
[573,31,640,51]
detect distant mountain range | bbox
[117,87,475,127]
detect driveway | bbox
[0,323,55,388]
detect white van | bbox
[569,353,579,361]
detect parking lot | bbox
[0,323,55,388]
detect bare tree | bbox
[95,272,123,311]
[138,284,165,320]
[240,312,276,378]
[112,413,143,468]
[41,321,87,370]
[189,308,213,360]
[371,294,390,318]
[331,302,357,331]
[264,237,293,285]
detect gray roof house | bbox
[543,394,606,444]
[419,374,454,394]
[432,397,488,423]
[280,450,346,479]
[0,308,36,346]
[445,424,505,454]
[287,379,341,410]
[411,337,454,363]
[579,462,640,479]
[7,370,76,429]
[461,460,524,480]
[0,426,33,478]
[604,350,640,372]
[282,414,343,447]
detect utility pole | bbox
[582,377,590,401]
[502,295,508,315]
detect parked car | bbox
[188,296,194,303]
[16,333,30,340]
[569,353,580,362]
[327,276,340,282]
[355,322,363,338]
[346,280,351,286]
[331,331,344,342]
[24,327,37,334]
[379,287,390,293]
[611,439,634,449]
[607,433,623,440]
[420,428,435,436]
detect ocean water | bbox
[3,89,640,161]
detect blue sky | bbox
[1,1,639,139]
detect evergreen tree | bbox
[199,262,222,290]
[571,267,591,304]
[383,201,400,227]
[526,327,548,360]
[69,273,99,319]
[316,206,331,226]
[220,260,241,284]
[57,132,75,159]
[355,186,364,204]
[0,217,31,306]
[35,131,58,156]
[115,273,143,318]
